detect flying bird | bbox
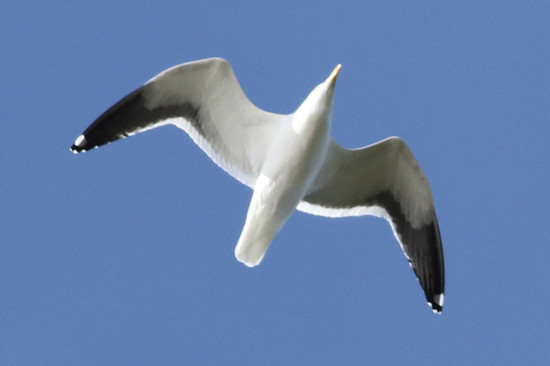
[71,58,445,312]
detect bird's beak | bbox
[327,64,342,84]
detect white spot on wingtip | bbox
[429,293,444,314]
[74,134,86,147]
[436,293,444,306]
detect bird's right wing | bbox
[298,137,444,312]
[71,58,290,187]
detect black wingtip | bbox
[368,193,445,314]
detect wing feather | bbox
[71,58,289,187]
[299,137,445,312]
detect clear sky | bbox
[2,1,549,364]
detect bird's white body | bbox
[236,68,338,265]
[71,58,445,312]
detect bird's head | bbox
[296,64,341,124]
[311,63,341,103]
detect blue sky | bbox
[2,1,549,364]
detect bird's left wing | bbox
[71,58,289,187]
[298,137,445,312]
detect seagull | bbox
[71,58,445,312]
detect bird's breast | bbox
[260,113,330,197]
